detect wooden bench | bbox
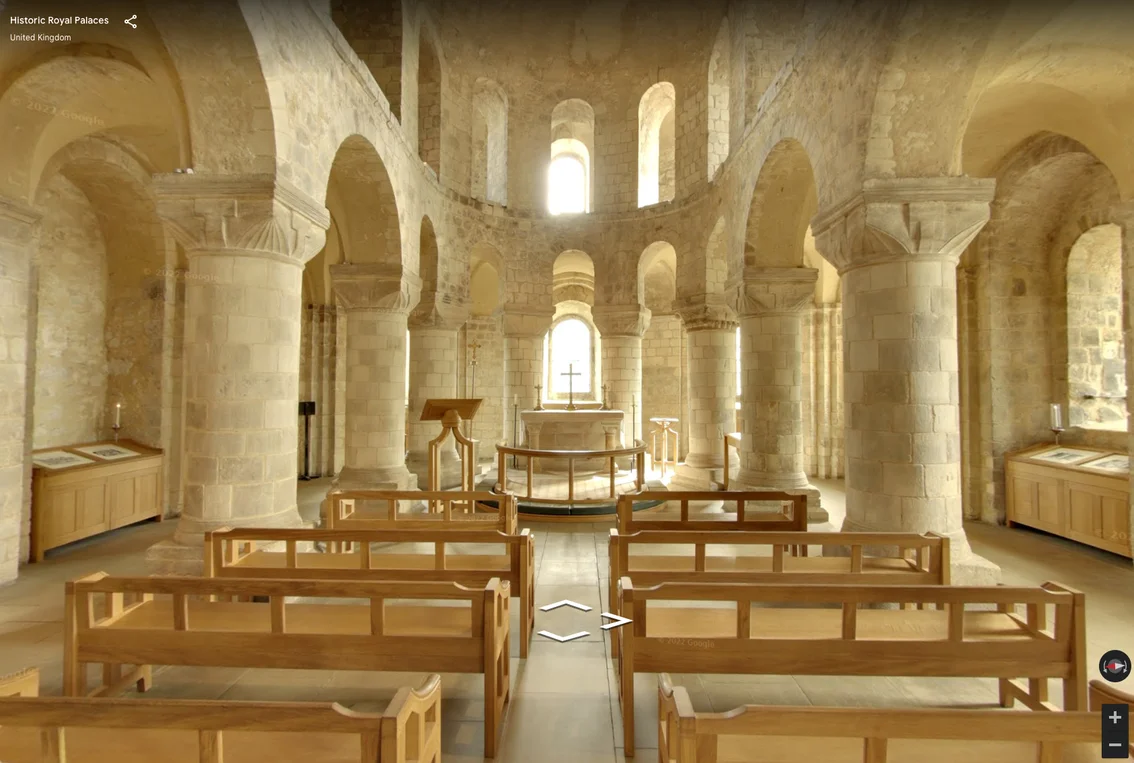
[0,667,442,763]
[1092,679,1134,756]
[616,578,1087,756]
[616,491,807,535]
[63,573,510,757]
[325,490,518,535]
[204,525,536,657]
[657,673,1099,763]
[607,530,950,658]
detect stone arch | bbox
[553,249,595,306]
[472,78,508,205]
[638,82,676,207]
[743,138,818,269]
[550,99,595,213]
[413,215,441,318]
[638,241,677,312]
[707,17,731,180]
[324,135,402,270]
[469,242,504,317]
[417,16,443,177]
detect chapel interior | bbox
[1,0,1134,761]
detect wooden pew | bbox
[63,573,510,757]
[616,491,807,536]
[0,667,39,697]
[616,578,1087,757]
[1091,679,1134,756]
[204,525,537,657]
[0,666,442,763]
[607,530,950,658]
[657,674,1100,763]
[325,490,518,535]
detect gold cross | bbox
[468,340,481,363]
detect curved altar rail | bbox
[494,440,648,507]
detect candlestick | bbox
[1050,403,1062,430]
[114,402,121,428]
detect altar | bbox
[521,408,624,473]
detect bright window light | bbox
[549,318,592,394]
[548,155,586,215]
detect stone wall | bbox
[642,313,686,460]
[459,315,505,458]
[298,305,342,477]
[803,303,844,478]
[31,174,108,449]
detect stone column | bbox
[1113,203,1134,566]
[671,301,739,489]
[502,306,553,446]
[593,305,651,448]
[811,177,1000,583]
[146,175,329,575]
[406,303,467,489]
[732,268,828,522]
[331,264,421,491]
[0,198,39,582]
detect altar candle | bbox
[513,394,518,407]
[114,403,121,427]
[1050,403,1062,430]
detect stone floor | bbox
[1,478,1132,761]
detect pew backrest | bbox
[0,673,441,763]
[0,667,38,697]
[616,490,807,533]
[325,489,517,534]
[657,674,1099,763]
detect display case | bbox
[1005,443,1131,558]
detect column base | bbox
[332,465,418,492]
[725,479,829,524]
[147,507,310,576]
[405,448,463,490]
[669,463,724,490]
[834,518,1002,585]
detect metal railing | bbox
[494,440,648,506]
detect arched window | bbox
[546,317,594,398]
[472,78,508,205]
[548,152,587,215]
[1066,223,1126,430]
[707,18,731,179]
[638,82,676,208]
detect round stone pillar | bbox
[671,302,738,489]
[733,268,817,490]
[1113,204,1134,567]
[812,177,1000,582]
[405,304,467,489]
[0,198,40,582]
[593,305,651,447]
[146,175,329,575]
[331,265,421,491]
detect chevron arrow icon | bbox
[540,600,592,612]
[600,612,632,631]
[538,630,589,643]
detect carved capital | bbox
[732,267,817,317]
[592,304,651,337]
[152,173,330,265]
[675,297,738,332]
[330,264,422,314]
[501,305,554,338]
[408,297,470,330]
[811,177,995,274]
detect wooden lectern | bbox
[421,399,483,507]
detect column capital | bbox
[330,263,422,314]
[675,296,737,332]
[152,173,330,265]
[592,304,651,337]
[501,304,554,337]
[810,177,996,274]
[0,196,41,246]
[408,298,469,330]
[732,267,817,317]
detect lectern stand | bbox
[421,398,483,510]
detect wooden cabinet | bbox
[1006,444,1131,558]
[30,440,163,561]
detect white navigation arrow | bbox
[538,630,589,643]
[540,600,592,613]
[599,612,632,631]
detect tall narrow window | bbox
[550,99,595,214]
[638,82,676,208]
[471,78,508,205]
[417,32,441,176]
[548,318,594,396]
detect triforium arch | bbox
[638,81,676,208]
[325,134,404,272]
[414,9,444,178]
[471,77,509,205]
[550,99,595,214]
